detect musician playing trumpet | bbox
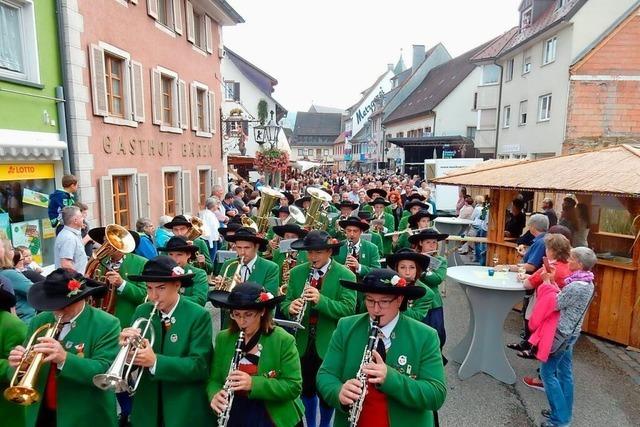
[208,282,303,426]
[7,269,120,427]
[317,269,446,427]
[280,231,356,427]
[122,256,213,427]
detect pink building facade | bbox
[59,0,243,228]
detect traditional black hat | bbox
[293,196,311,208]
[88,226,140,250]
[407,192,426,201]
[272,205,290,216]
[338,216,370,232]
[0,277,17,311]
[408,228,449,245]
[163,215,193,229]
[128,255,194,285]
[340,268,426,299]
[385,248,431,272]
[219,219,243,238]
[334,201,359,210]
[357,211,372,221]
[282,191,295,205]
[272,224,308,239]
[408,209,436,228]
[159,236,198,253]
[404,200,430,211]
[27,268,107,311]
[366,188,388,199]
[368,196,390,207]
[208,281,284,310]
[290,230,343,252]
[224,227,268,252]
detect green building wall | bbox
[0,0,62,134]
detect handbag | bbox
[550,286,594,355]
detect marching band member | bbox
[328,201,359,239]
[385,248,435,322]
[368,197,396,255]
[360,188,388,215]
[397,198,430,231]
[8,269,121,427]
[334,217,381,278]
[394,209,435,250]
[87,227,147,327]
[123,256,213,427]
[163,215,214,274]
[213,227,280,296]
[280,231,357,427]
[269,224,309,274]
[408,229,449,351]
[356,212,385,257]
[0,280,27,427]
[160,236,209,306]
[316,269,447,427]
[293,195,311,214]
[208,282,304,426]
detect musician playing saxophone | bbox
[7,269,120,427]
[121,256,213,427]
[208,282,303,426]
[280,231,356,427]
[317,269,446,427]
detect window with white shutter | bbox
[100,176,115,225]
[186,1,195,43]
[208,90,216,134]
[181,170,193,215]
[178,79,188,130]
[204,15,213,54]
[136,173,150,219]
[173,0,183,34]
[151,66,182,133]
[89,44,108,117]
[130,60,145,122]
[146,0,158,19]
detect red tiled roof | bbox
[470,28,519,61]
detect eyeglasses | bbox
[364,297,397,309]
[230,311,259,321]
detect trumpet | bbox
[217,330,245,427]
[93,302,158,394]
[215,257,243,291]
[348,316,381,427]
[4,316,63,405]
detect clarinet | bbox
[348,316,381,427]
[293,269,315,326]
[217,330,245,427]
[348,240,359,272]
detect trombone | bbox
[4,316,63,405]
[93,302,158,394]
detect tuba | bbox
[255,187,284,234]
[93,302,158,394]
[4,316,63,405]
[303,187,332,231]
[86,224,136,313]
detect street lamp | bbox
[253,110,280,150]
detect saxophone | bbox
[348,316,381,427]
[278,252,297,296]
[217,330,245,427]
[292,269,315,327]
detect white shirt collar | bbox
[373,312,400,349]
[161,295,180,318]
[313,259,331,277]
[244,254,259,270]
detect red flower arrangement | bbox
[255,148,290,173]
[257,291,273,302]
[67,279,83,297]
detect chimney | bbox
[412,44,426,69]
[387,63,394,71]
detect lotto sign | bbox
[0,164,55,181]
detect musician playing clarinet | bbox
[208,282,303,427]
[333,217,381,278]
[280,231,356,427]
[317,269,446,427]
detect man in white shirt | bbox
[54,206,88,273]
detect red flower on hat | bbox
[67,279,83,297]
[258,292,270,302]
[329,238,339,244]
[390,275,407,287]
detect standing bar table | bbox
[447,265,526,384]
[433,217,473,267]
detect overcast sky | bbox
[224,0,522,115]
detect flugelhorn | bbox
[215,256,243,291]
[86,224,136,313]
[93,302,158,394]
[4,316,63,405]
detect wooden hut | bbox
[432,144,640,347]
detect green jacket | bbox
[366,232,385,257]
[193,237,215,274]
[131,298,213,427]
[0,311,27,427]
[182,263,209,306]
[22,306,121,427]
[219,256,280,296]
[333,239,381,278]
[317,313,447,427]
[420,256,447,309]
[404,280,434,322]
[94,253,147,328]
[372,211,396,255]
[280,260,357,358]
[207,327,304,427]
